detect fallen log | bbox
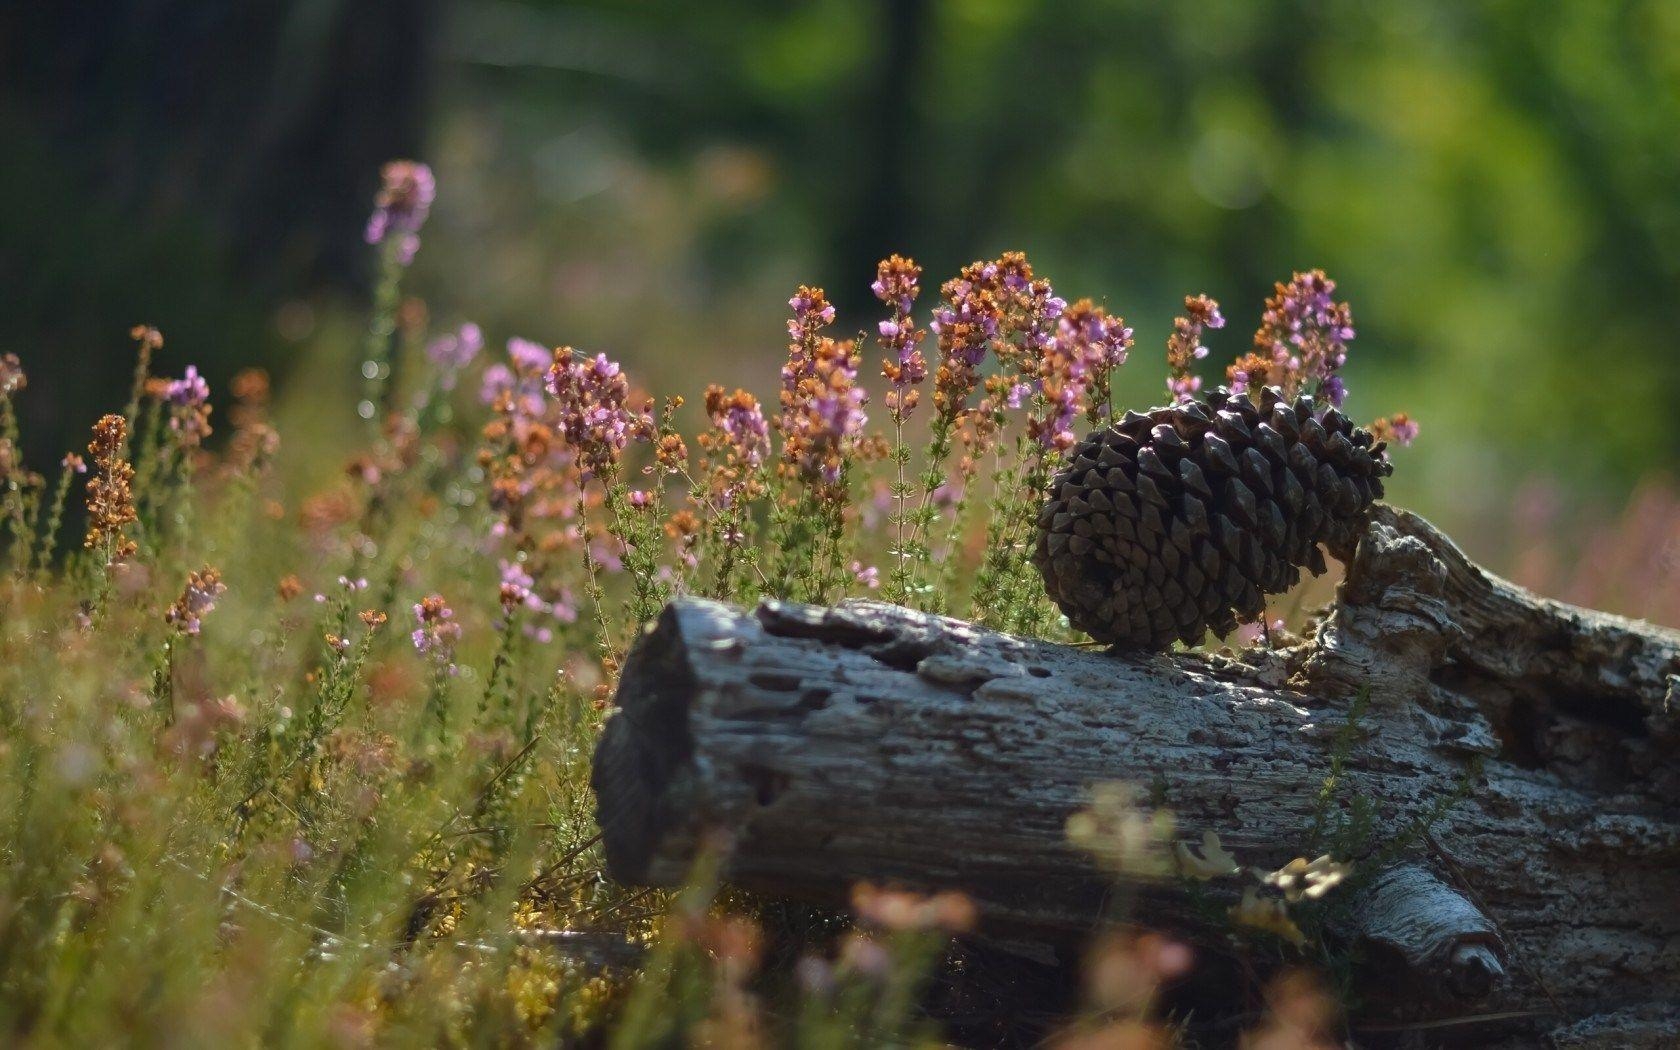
[591,505,1680,1044]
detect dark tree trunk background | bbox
[0,0,432,283]
[0,0,434,458]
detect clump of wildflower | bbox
[1246,269,1354,405]
[479,340,570,533]
[968,253,1068,463]
[482,337,551,417]
[129,325,164,352]
[690,385,769,596]
[929,265,1002,424]
[83,414,137,564]
[1165,294,1224,403]
[364,160,436,265]
[1081,304,1132,424]
[491,556,572,641]
[412,594,462,671]
[498,559,535,616]
[850,561,880,589]
[227,368,279,471]
[426,322,483,391]
[699,385,769,508]
[1225,350,1271,400]
[780,337,866,488]
[1030,299,1133,452]
[786,285,836,337]
[165,567,226,636]
[545,349,654,479]
[874,255,926,422]
[1368,412,1420,447]
[777,290,867,490]
[163,365,213,448]
[992,251,1066,359]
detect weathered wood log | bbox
[591,505,1679,1044]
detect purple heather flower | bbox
[929,263,1005,422]
[874,256,928,422]
[365,160,436,266]
[498,559,534,615]
[851,561,881,589]
[1168,374,1203,401]
[545,350,651,477]
[872,254,921,314]
[165,567,226,636]
[715,395,768,471]
[787,288,837,332]
[163,365,214,446]
[548,587,579,624]
[1322,374,1347,408]
[1233,617,1286,648]
[700,385,769,509]
[480,363,514,405]
[1030,299,1133,450]
[1254,270,1354,404]
[426,322,483,390]
[165,365,210,407]
[779,325,867,488]
[481,337,551,422]
[412,593,462,668]
[1372,412,1420,447]
[507,337,550,373]
[1165,295,1224,404]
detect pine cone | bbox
[1033,386,1393,649]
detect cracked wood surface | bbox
[591,505,1679,1042]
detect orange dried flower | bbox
[83,415,137,563]
[164,567,225,635]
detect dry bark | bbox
[591,505,1679,1045]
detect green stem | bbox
[119,338,154,460]
[360,243,405,431]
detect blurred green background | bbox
[4,0,1680,568]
